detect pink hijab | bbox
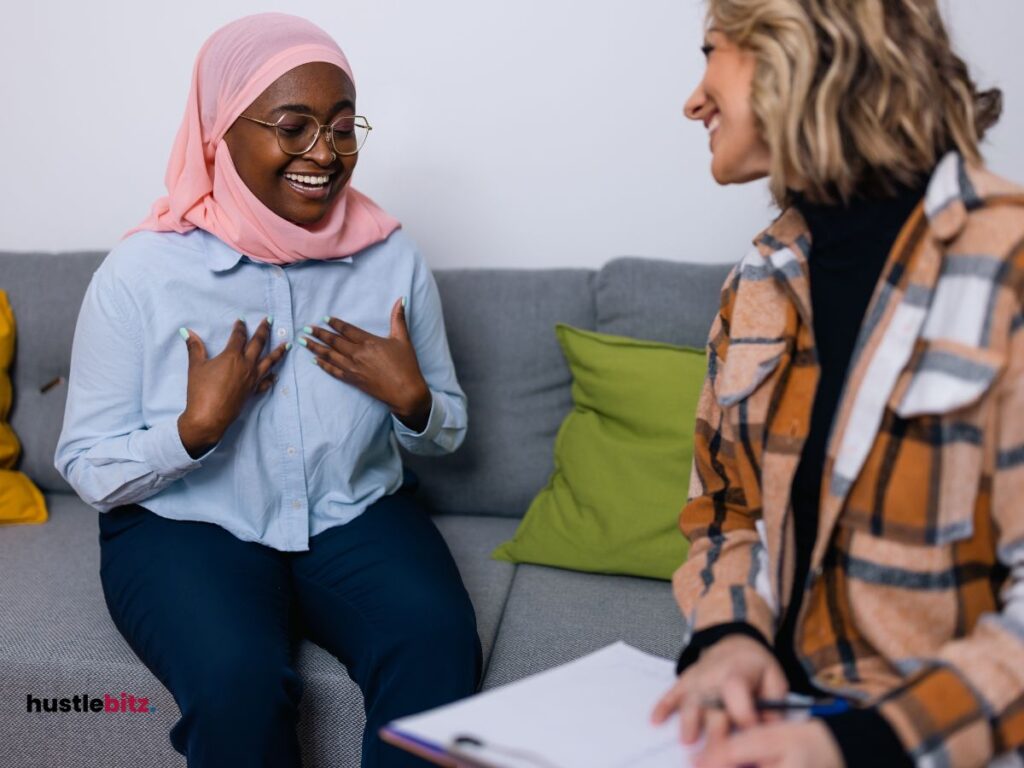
[130,13,400,265]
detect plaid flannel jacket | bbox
[673,152,1024,767]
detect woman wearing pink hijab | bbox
[55,13,478,767]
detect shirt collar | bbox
[746,154,972,334]
[753,150,974,259]
[922,151,979,242]
[198,229,356,272]
[201,230,247,272]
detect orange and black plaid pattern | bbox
[672,152,1024,767]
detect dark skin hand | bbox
[178,318,289,457]
[177,62,430,453]
[302,298,433,433]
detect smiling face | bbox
[684,30,771,186]
[223,62,357,226]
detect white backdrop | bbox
[1,1,1021,269]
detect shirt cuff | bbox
[822,706,913,768]
[138,417,214,477]
[392,391,445,444]
[676,622,774,675]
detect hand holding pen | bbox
[651,635,791,745]
[701,693,851,719]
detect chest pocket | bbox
[859,337,1004,546]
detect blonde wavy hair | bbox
[706,0,1003,205]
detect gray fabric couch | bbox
[0,250,731,767]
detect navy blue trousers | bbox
[98,489,481,768]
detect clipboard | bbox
[380,728,540,767]
[381,726,563,767]
[380,642,698,768]
[380,727,460,767]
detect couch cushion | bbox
[0,494,516,768]
[403,269,596,517]
[432,514,518,659]
[0,251,106,494]
[481,563,686,690]
[0,653,366,768]
[595,257,732,349]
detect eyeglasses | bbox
[237,112,372,157]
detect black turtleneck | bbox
[784,183,927,768]
[677,180,928,768]
[780,181,926,693]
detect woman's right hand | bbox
[651,634,789,748]
[176,317,289,457]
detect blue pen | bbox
[703,694,851,717]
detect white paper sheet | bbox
[385,642,698,768]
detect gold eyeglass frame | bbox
[237,112,373,157]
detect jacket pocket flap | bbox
[715,340,788,408]
[892,340,1004,418]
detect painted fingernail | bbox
[178,327,189,340]
[266,315,274,325]
[298,338,308,347]
[238,315,245,322]
[285,342,292,351]
[311,357,319,366]
[302,325,313,334]
[323,315,331,324]
[401,296,407,308]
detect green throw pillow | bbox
[493,324,705,580]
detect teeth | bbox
[708,115,721,133]
[284,173,330,186]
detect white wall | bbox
[1,0,1021,269]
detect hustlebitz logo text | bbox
[26,692,156,714]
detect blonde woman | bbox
[651,1,1024,766]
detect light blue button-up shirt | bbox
[54,227,467,551]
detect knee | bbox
[177,655,302,737]
[361,594,481,712]
[389,587,481,664]
[169,660,302,766]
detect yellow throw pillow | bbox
[0,290,47,525]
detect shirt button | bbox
[287,446,296,456]
[281,386,290,396]
[277,327,287,337]
[291,499,301,510]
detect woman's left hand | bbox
[301,298,432,432]
[694,720,843,768]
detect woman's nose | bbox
[684,83,707,121]
[305,128,336,166]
